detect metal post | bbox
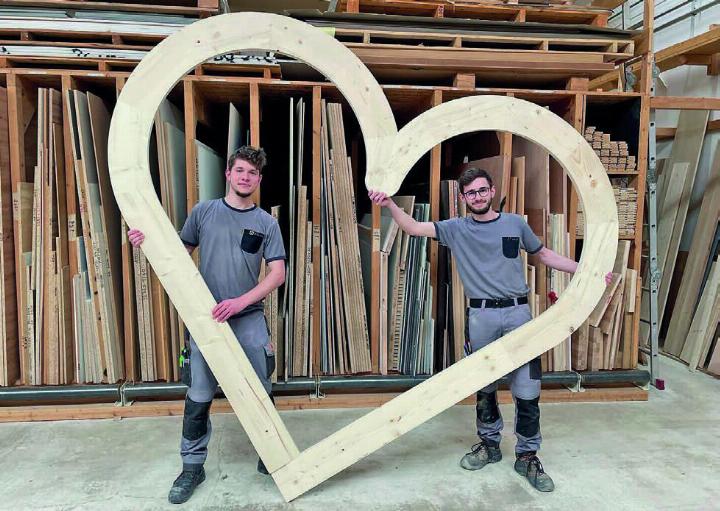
[647,56,663,388]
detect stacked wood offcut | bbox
[282,97,313,379]
[577,179,637,238]
[571,240,640,371]
[584,127,637,173]
[318,101,371,375]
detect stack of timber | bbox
[284,97,313,379]
[66,89,124,384]
[659,139,720,376]
[0,1,220,18]
[639,109,709,350]
[288,10,636,87]
[577,179,637,238]
[0,8,280,76]
[318,101,371,375]
[572,240,639,370]
[583,127,637,174]
[332,0,613,26]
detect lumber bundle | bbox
[639,109,709,350]
[318,101,371,375]
[66,89,123,384]
[571,240,638,370]
[14,88,75,385]
[0,0,220,18]
[577,179,637,238]
[659,139,720,373]
[288,113,313,378]
[584,127,637,174]
[334,0,612,26]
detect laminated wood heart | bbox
[107,12,618,501]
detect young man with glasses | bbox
[129,146,286,504]
[369,167,611,493]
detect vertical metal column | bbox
[646,56,662,387]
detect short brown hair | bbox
[227,146,267,173]
[458,167,493,193]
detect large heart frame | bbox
[108,12,618,501]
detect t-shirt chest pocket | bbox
[502,236,520,259]
[241,229,264,254]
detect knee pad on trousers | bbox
[516,396,540,438]
[476,391,500,424]
[182,397,212,441]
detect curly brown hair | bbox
[227,146,267,173]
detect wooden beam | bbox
[656,119,720,139]
[453,72,475,89]
[311,86,322,377]
[429,89,442,328]
[650,96,720,110]
[566,77,589,91]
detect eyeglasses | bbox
[463,187,491,199]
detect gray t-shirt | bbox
[180,199,286,314]
[433,213,543,299]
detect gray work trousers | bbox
[466,303,542,454]
[180,309,275,466]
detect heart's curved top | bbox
[109,12,397,199]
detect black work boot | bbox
[168,465,206,504]
[257,457,269,475]
[514,452,555,492]
[460,439,502,470]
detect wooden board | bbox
[680,262,720,369]
[652,110,709,350]
[0,86,19,386]
[665,141,720,355]
[107,12,617,501]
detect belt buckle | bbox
[492,299,502,307]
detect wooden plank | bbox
[589,273,621,327]
[571,320,589,371]
[121,220,137,381]
[0,86,19,386]
[87,92,124,380]
[511,156,525,216]
[650,96,720,110]
[587,325,603,371]
[311,87,322,377]
[665,143,720,354]
[652,110,709,352]
[680,262,720,369]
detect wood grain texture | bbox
[107,12,617,502]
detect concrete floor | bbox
[2,358,719,511]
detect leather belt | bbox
[469,296,528,309]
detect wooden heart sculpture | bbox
[107,12,618,501]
